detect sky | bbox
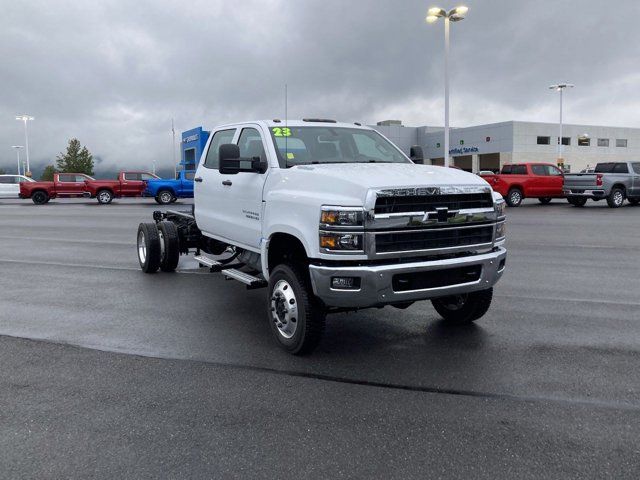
[1,0,639,175]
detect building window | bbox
[616,139,628,147]
[597,138,609,147]
[578,137,590,146]
[557,137,570,146]
[537,136,550,145]
[459,140,464,145]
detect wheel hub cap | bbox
[270,280,298,339]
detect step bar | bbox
[194,255,267,289]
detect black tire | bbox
[136,223,161,273]
[157,221,180,272]
[97,189,114,204]
[155,190,175,205]
[629,198,640,206]
[606,187,625,208]
[538,197,552,204]
[567,197,587,207]
[432,288,493,325]
[154,197,163,205]
[505,188,523,207]
[267,264,325,355]
[32,191,49,205]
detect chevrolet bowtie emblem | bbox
[422,207,453,223]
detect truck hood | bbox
[293,163,488,188]
[266,163,491,206]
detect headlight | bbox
[319,232,363,251]
[320,207,364,227]
[495,199,506,218]
[495,221,506,240]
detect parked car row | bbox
[12,170,195,205]
[480,161,640,208]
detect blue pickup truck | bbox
[144,170,195,204]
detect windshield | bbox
[269,126,410,168]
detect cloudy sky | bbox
[1,0,639,174]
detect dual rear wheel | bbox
[137,221,180,273]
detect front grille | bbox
[376,225,494,253]
[392,265,482,292]
[375,193,493,215]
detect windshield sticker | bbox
[272,127,291,137]
[286,152,295,159]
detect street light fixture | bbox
[548,84,574,168]
[12,145,24,175]
[426,6,468,168]
[15,115,34,174]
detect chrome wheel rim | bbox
[614,191,623,206]
[160,192,172,203]
[510,191,521,204]
[158,228,165,262]
[270,280,298,339]
[137,230,146,264]
[99,191,111,203]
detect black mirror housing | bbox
[219,143,267,174]
[410,145,425,164]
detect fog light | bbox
[331,277,361,289]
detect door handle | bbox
[194,177,203,182]
[222,180,232,186]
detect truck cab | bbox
[137,119,507,354]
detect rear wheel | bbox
[567,197,587,207]
[137,223,161,273]
[267,264,325,355]
[157,221,180,272]
[506,188,523,207]
[432,288,493,325]
[607,187,625,208]
[156,190,175,205]
[97,189,114,204]
[32,191,49,205]
[538,197,552,204]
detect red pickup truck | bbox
[20,173,95,204]
[84,171,159,204]
[480,163,564,207]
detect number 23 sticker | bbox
[272,127,291,137]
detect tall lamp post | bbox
[548,84,574,169]
[426,5,468,168]
[12,145,24,175]
[15,115,34,174]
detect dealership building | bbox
[179,120,640,174]
[372,120,640,173]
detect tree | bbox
[56,138,94,175]
[41,165,57,181]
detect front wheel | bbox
[431,288,493,325]
[506,188,523,207]
[32,191,49,205]
[538,197,552,204]
[267,264,325,355]
[97,189,114,204]
[567,197,587,207]
[607,187,625,208]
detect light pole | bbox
[12,145,24,175]
[15,115,34,174]
[548,84,574,168]
[426,5,468,168]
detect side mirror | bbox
[219,144,241,175]
[410,145,424,164]
[219,144,268,175]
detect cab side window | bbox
[613,163,629,174]
[58,174,75,182]
[531,165,546,175]
[512,165,527,175]
[632,163,640,174]
[204,129,236,169]
[545,165,562,176]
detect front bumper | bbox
[309,247,507,308]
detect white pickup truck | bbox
[136,119,507,354]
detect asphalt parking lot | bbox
[1,197,639,478]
